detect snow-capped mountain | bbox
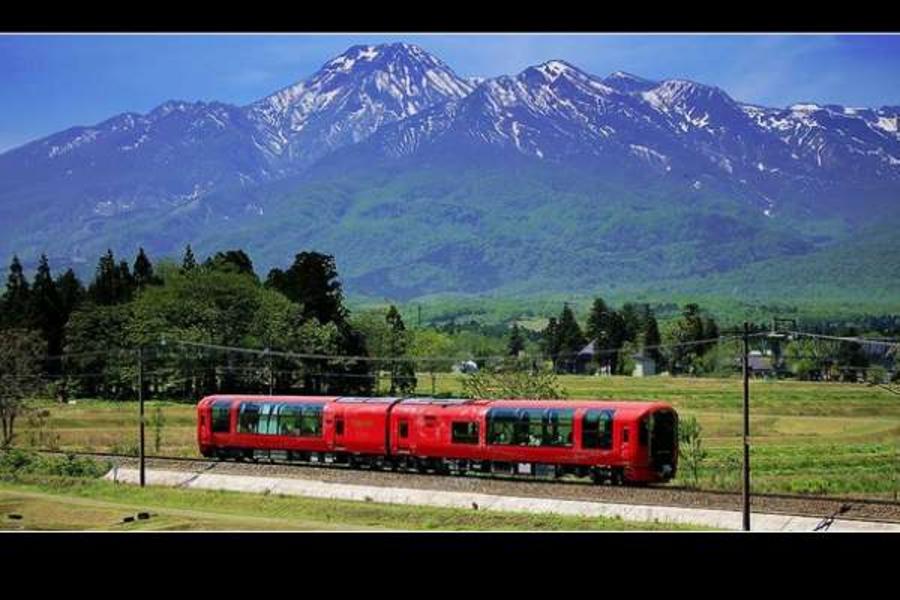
[355,60,900,220]
[0,42,474,222]
[0,42,898,299]
[245,42,474,170]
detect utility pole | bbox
[742,322,750,531]
[418,305,422,328]
[138,346,145,488]
[266,348,273,396]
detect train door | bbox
[397,418,411,453]
[334,414,346,450]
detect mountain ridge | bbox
[0,42,898,306]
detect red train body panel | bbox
[197,395,678,484]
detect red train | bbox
[197,395,679,484]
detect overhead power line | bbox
[787,331,900,349]
[163,334,736,364]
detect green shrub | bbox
[0,449,108,479]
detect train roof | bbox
[334,397,401,404]
[480,398,673,415]
[198,395,674,415]
[198,394,340,406]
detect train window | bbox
[278,405,302,436]
[399,421,409,438]
[623,427,630,443]
[523,409,543,446]
[211,401,231,433]
[300,405,323,437]
[335,418,344,436]
[451,422,479,444]
[544,409,574,447]
[238,403,260,434]
[582,410,613,450]
[639,416,650,446]
[257,404,277,435]
[487,409,517,445]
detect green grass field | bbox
[0,477,694,531]
[14,374,900,498]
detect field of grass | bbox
[13,374,900,498]
[0,477,694,531]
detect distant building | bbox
[454,360,479,374]
[575,340,598,374]
[632,354,656,377]
[744,351,776,378]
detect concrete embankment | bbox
[104,466,900,532]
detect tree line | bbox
[539,299,717,375]
[0,247,423,414]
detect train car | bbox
[197,395,338,461]
[197,395,678,484]
[389,398,677,483]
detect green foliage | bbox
[507,323,525,357]
[65,302,134,398]
[203,249,257,281]
[25,408,58,450]
[542,305,585,373]
[585,297,626,372]
[677,415,707,489]
[152,405,166,453]
[133,247,160,289]
[665,303,719,374]
[0,255,30,329]
[461,358,566,400]
[88,249,134,306]
[410,329,455,373]
[181,244,197,273]
[0,329,44,447]
[266,251,346,324]
[385,306,416,394]
[0,448,107,479]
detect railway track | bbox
[36,449,900,526]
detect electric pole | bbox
[138,346,145,487]
[266,348,273,396]
[742,321,750,531]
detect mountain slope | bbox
[0,44,898,306]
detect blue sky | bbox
[1,34,898,153]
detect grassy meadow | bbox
[0,477,696,531]
[13,373,900,498]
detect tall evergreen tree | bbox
[266,252,347,325]
[1,255,31,329]
[585,297,626,372]
[204,249,257,280]
[542,317,561,364]
[29,254,65,359]
[55,269,85,318]
[620,302,643,344]
[181,244,197,273]
[386,305,416,394]
[116,260,135,303]
[507,323,526,357]
[88,250,118,305]
[642,311,663,367]
[669,303,712,374]
[555,305,586,373]
[133,247,157,289]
